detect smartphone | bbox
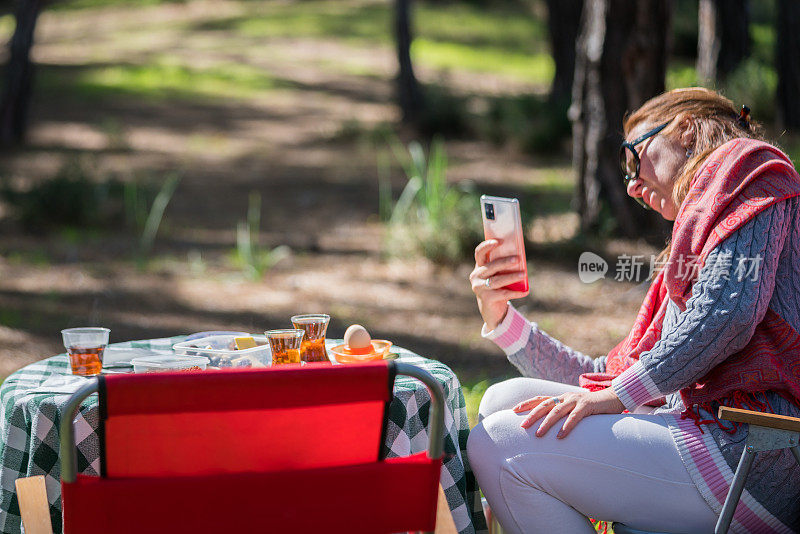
[480,195,528,292]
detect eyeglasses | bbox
[619,121,670,210]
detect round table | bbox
[0,336,487,534]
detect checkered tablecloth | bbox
[0,336,487,534]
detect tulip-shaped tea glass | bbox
[265,329,304,365]
[290,314,330,363]
[61,327,110,376]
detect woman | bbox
[467,88,800,534]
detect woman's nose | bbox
[626,177,643,198]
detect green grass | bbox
[462,378,491,428]
[415,3,549,56]
[413,39,553,85]
[230,3,387,42]
[38,61,285,103]
[49,0,188,11]
[199,0,551,85]
[221,1,547,53]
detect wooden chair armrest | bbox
[718,406,800,433]
[14,475,53,534]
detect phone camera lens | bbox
[485,203,495,220]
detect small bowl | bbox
[329,340,392,363]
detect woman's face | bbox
[623,120,689,221]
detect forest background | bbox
[0,0,798,422]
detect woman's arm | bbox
[612,201,791,411]
[483,303,606,384]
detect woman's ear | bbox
[679,117,695,149]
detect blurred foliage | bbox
[1,159,180,260]
[1,159,125,233]
[719,58,778,123]
[136,172,181,261]
[484,94,571,154]
[416,84,475,139]
[666,62,699,90]
[381,137,481,265]
[666,0,780,128]
[781,136,800,167]
[231,192,291,280]
[671,0,776,63]
[666,0,780,126]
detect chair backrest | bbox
[60,361,445,534]
[99,362,392,477]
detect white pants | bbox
[467,378,719,534]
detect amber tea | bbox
[67,346,105,376]
[265,329,304,365]
[61,327,110,376]
[291,314,330,363]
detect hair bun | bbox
[737,105,751,130]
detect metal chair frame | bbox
[614,408,800,534]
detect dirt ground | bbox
[0,0,658,383]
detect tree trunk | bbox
[394,0,424,125]
[570,0,672,239]
[697,0,749,85]
[776,0,800,130]
[716,0,749,79]
[697,0,720,85]
[544,0,583,105]
[0,0,43,147]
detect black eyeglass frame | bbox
[619,121,671,210]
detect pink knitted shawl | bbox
[580,139,800,410]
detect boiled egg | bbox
[343,324,372,351]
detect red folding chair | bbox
[56,361,448,533]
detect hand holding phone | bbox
[470,196,529,330]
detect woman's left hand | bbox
[513,388,626,439]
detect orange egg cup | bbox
[329,340,392,363]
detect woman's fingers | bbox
[519,403,551,430]
[531,398,576,436]
[515,390,625,438]
[474,255,520,280]
[512,396,549,413]
[515,395,580,436]
[557,406,588,439]
[474,239,500,266]
[518,396,562,429]
[470,271,526,297]
[485,271,526,290]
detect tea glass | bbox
[290,314,330,363]
[265,329,304,365]
[61,327,110,376]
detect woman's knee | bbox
[478,377,562,420]
[479,377,530,419]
